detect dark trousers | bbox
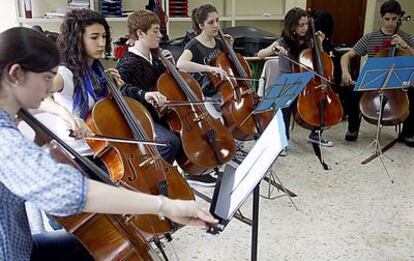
[343,87,414,137]
[282,104,295,140]
[342,87,363,133]
[281,100,318,140]
[31,230,93,261]
[402,88,414,138]
[153,122,181,164]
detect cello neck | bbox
[218,29,249,79]
[388,10,407,57]
[105,73,148,141]
[17,108,114,185]
[156,48,199,102]
[310,17,325,76]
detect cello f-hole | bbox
[127,155,138,181]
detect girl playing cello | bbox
[258,7,334,155]
[0,26,217,260]
[39,8,123,157]
[177,4,233,120]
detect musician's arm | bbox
[177,49,216,73]
[84,179,217,226]
[340,49,358,86]
[257,40,280,59]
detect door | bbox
[307,0,367,46]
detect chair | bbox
[257,57,280,97]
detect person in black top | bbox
[176,4,234,120]
[117,10,181,164]
[257,7,333,148]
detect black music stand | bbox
[207,72,314,261]
[354,56,414,178]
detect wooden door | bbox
[307,0,367,45]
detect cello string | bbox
[68,130,168,146]
[106,74,166,182]
[162,49,217,131]
[272,48,335,85]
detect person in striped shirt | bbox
[340,0,414,146]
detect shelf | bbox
[18,16,130,23]
[234,15,284,21]
[168,16,233,22]
[16,0,287,38]
[18,17,63,23]
[105,17,128,22]
[168,17,191,22]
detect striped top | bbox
[352,29,414,57]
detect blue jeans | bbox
[31,230,93,260]
[153,122,181,164]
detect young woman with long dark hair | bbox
[0,26,216,261]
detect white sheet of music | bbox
[214,109,288,221]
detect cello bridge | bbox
[139,155,161,167]
[193,113,208,122]
[241,89,255,96]
[122,214,133,223]
[314,84,327,91]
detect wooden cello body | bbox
[359,47,410,126]
[85,74,194,234]
[19,109,159,261]
[210,30,274,140]
[294,18,343,129]
[359,11,411,126]
[155,49,236,175]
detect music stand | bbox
[208,72,313,261]
[256,71,314,113]
[354,56,414,178]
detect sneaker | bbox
[308,132,334,147]
[279,148,288,156]
[185,174,217,187]
[404,136,414,147]
[345,131,358,141]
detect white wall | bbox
[364,0,414,34]
[0,0,19,32]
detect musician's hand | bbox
[105,68,124,88]
[60,111,92,139]
[161,49,175,65]
[271,44,288,55]
[223,34,234,47]
[391,34,409,49]
[162,197,218,227]
[209,66,228,80]
[145,91,168,107]
[315,31,325,42]
[341,71,354,87]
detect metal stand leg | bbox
[251,183,260,261]
[361,91,394,183]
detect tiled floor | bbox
[163,120,414,261]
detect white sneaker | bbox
[280,148,288,156]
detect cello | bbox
[359,16,410,126]
[294,17,343,129]
[19,109,159,261]
[209,30,274,140]
[155,48,236,175]
[85,73,194,234]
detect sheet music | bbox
[214,110,288,221]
